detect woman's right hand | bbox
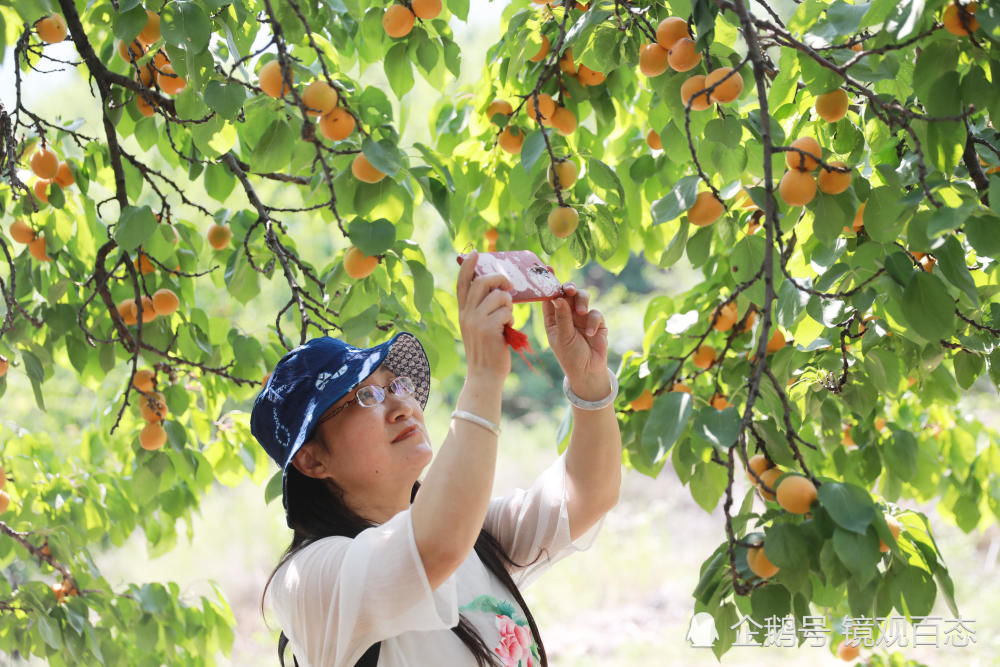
[456,251,514,380]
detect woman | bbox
[252,251,623,666]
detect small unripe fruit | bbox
[548,206,579,238]
[37,14,68,44]
[207,223,233,250]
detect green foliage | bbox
[1,0,1000,663]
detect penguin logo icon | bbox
[686,611,719,648]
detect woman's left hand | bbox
[542,283,609,390]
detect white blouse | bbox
[266,452,605,667]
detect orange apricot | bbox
[138,10,161,45]
[818,162,852,194]
[207,223,232,250]
[879,514,902,552]
[133,369,156,393]
[779,169,816,207]
[705,67,743,103]
[687,191,724,226]
[319,108,356,141]
[10,220,36,244]
[351,153,386,184]
[499,127,524,154]
[692,344,715,370]
[53,162,74,188]
[529,34,550,62]
[656,17,689,50]
[836,640,861,661]
[486,99,514,123]
[383,5,415,38]
[117,299,138,326]
[713,301,738,332]
[646,129,662,150]
[140,391,168,422]
[942,3,978,35]
[411,0,442,20]
[548,206,579,238]
[576,64,605,86]
[786,137,822,171]
[258,60,291,98]
[766,329,786,354]
[775,474,817,514]
[302,81,339,117]
[548,160,578,189]
[558,47,576,75]
[747,545,779,578]
[33,180,50,204]
[344,246,378,279]
[551,106,577,135]
[757,468,782,501]
[638,43,669,77]
[527,93,556,124]
[815,88,849,122]
[680,75,711,111]
[37,14,68,44]
[28,236,50,261]
[156,65,186,95]
[629,389,654,411]
[667,38,701,72]
[852,202,866,232]
[152,288,179,316]
[31,148,59,180]
[710,393,730,410]
[140,422,168,450]
[118,39,145,62]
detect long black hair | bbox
[260,459,549,666]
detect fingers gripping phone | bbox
[456,250,565,303]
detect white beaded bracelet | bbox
[563,368,619,410]
[451,410,501,437]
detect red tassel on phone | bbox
[503,323,546,378]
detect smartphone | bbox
[457,250,565,303]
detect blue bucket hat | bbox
[250,332,431,514]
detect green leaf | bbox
[640,392,693,464]
[114,206,158,252]
[935,235,978,304]
[249,119,294,174]
[965,213,1000,256]
[652,175,700,225]
[883,429,918,481]
[863,186,905,243]
[264,470,282,504]
[362,137,403,177]
[691,407,741,452]
[348,218,396,256]
[203,81,246,120]
[407,259,434,313]
[37,613,63,650]
[833,527,880,585]
[203,162,235,202]
[890,565,937,616]
[900,271,956,342]
[953,351,984,389]
[223,247,260,305]
[113,6,148,40]
[690,462,728,512]
[161,1,212,54]
[817,481,875,534]
[762,522,813,570]
[520,130,546,173]
[384,43,414,98]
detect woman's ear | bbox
[291,440,329,479]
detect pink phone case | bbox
[457,250,565,303]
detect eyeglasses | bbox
[316,376,416,425]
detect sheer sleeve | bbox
[265,508,458,667]
[484,451,605,588]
